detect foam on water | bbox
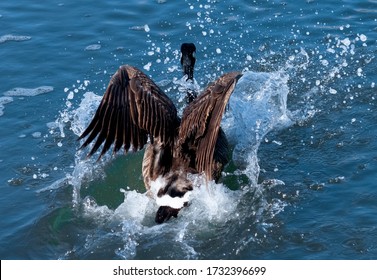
[73,175,247,259]
[0,34,31,44]
[0,96,13,117]
[0,87,54,117]
[84,44,101,51]
[184,179,241,223]
[3,86,54,97]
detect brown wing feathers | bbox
[79,63,242,183]
[178,71,242,180]
[78,65,179,159]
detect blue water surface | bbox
[0,0,376,260]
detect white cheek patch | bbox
[150,176,192,209]
[156,192,191,209]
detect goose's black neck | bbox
[180,43,196,81]
[180,43,197,103]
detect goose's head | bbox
[154,172,193,223]
[180,43,196,81]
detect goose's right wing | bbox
[178,71,242,180]
[78,65,180,161]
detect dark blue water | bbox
[0,0,376,260]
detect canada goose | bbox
[79,43,242,223]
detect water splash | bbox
[172,76,201,115]
[52,67,295,259]
[223,70,292,185]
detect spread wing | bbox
[78,65,180,160]
[178,71,242,180]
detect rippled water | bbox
[0,0,376,260]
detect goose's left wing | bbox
[178,71,242,180]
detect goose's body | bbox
[79,44,242,223]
